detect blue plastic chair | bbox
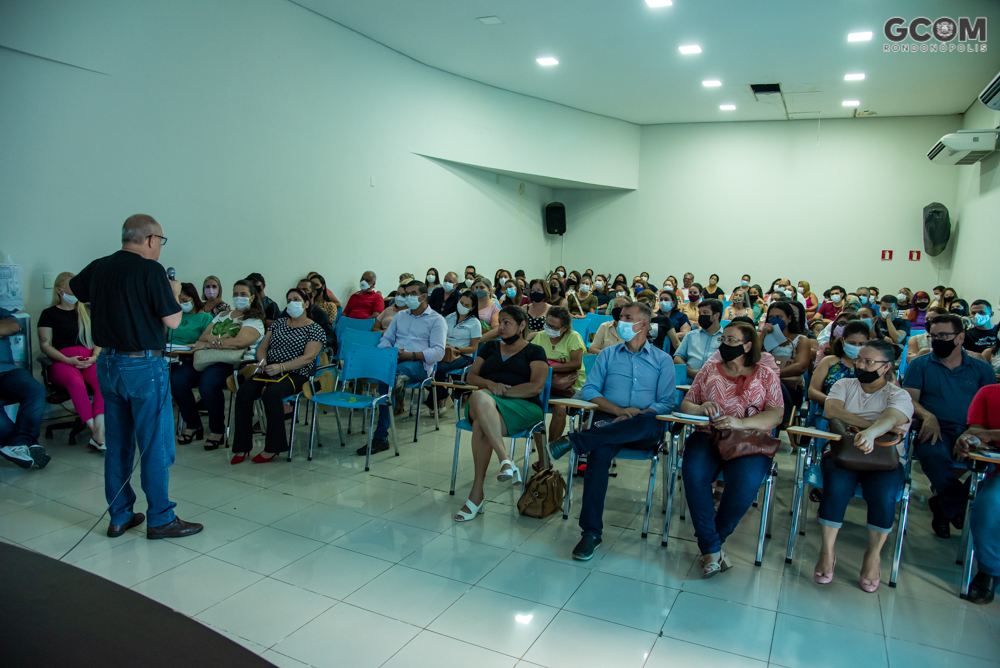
[785,419,914,587]
[404,363,439,442]
[571,319,590,348]
[334,317,377,358]
[448,368,553,495]
[335,329,383,436]
[305,344,399,470]
[582,353,597,376]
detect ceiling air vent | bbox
[750,83,781,95]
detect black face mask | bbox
[855,367,883,384]
[530,291,545,303]
[931,338,957,358]
[697,314,715,329]
[915,301,929,309]
[719,342,745,362]
[500,332,522,345]
[612,307,623,322]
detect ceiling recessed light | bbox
[720,104,736,111]
[847,31,872,42]
[702,80,722,87]
[678,45,702,54]
[536,57,558,66]
[844,73,866,81]
[842,100,860,107]
[645,0,673,6]
[477,16,503,25]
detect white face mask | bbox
[443,281,454,292]
[61,293,79,306]
[286,301,305,318]
[579,284,590,294]
[797,286,805,294]
[233,296,251,310]
[617,291,627,298]
[180,301,193,313]
[557,271,565,278]
[465,278,474,287]
[394,295,407,307]
[404,295,421,310]
[784,288,794,298]
[660,300,673,311]
[456,303,471,316]
[426,275,436,284]
[896,293,907,302]
[594,281,604,289]
[831,294,842,303]
[544,326,562,338]
[664,284,674,290]
[360,280,371,291]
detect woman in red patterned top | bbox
[680,320,784,577]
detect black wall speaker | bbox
[922,202,951,257]
[545,202,566,235]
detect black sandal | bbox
[177,428,203,445]
[204,437,224,451]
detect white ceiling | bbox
[294,0,1000,125]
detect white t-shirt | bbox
[827,378,914,458]
[210,311,265,345]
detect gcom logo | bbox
[883,17,987,52]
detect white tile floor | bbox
[2,406,999,668]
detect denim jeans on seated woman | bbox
[681,430,773,555]
[171,359,232,435]
[817,456,904,533]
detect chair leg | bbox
[756,464,775,566]
[335,405,345,447]
[433,385,440,432]
[413,385,421,443]
[389,404,400,457]
[563,449,576,519]
[786,447,806,563]
[521,435,531,493]
[307,401,318,461]
[450,419,462,495]
[662,443,678,547]
[960,471,985,597]
[799,490,809,535]
[890,481,911,588]
[347,381,355,434]
[642,455,658,538]
[287,397,298,462]
[225,392,233,448]
[364,406,376,472]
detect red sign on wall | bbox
[909,250,921,261]
[881,250,893,261]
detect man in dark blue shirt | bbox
[0,309,48,469]
[903,315,996,538]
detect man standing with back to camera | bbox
[71,215,203,539]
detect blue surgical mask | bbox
[843,343,862,359]
[233,296,251,310]
[660,300,673,312]
[741,280,749,287]
[544,326,562,338]
[180,301,193,313]
[974,312,992,327]
[286,301,305,318]
[768,317,787,332]
[404,295,421,310]
[475,289,488,299]
[859,296,869,304]
[394,295,407,307]
[443,281,454,292]
[617,320,638,342]
[579,284,590,294]
[506,287,517,298]
[860,318,873,328]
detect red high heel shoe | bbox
[251,452,281,463]
[230,453,248,465]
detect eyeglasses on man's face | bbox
[927,331,959,342]
[148,234,167,246]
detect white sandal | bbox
[496,459,522,484]
[454,498,485,522]
[88,438,106,452]
[699,550,732,578]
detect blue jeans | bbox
[915,425,969,519]
[0,368,44,446]
[972,474,1000,577]
[817,456,905,533]
[571,411,664,538]
[98,352,177,528]
[681,431,773,555]
[374,360,427,441]
[431,356,473,403]
[171,359,231,434]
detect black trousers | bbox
[232,373,307,454]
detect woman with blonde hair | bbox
[37,272,105,450]
[202,275,231,317]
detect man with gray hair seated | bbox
[547,302,676,561]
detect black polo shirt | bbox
[429,286,463,317]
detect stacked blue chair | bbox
[571,319,590,349]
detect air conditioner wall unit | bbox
[981,71,1000,111]
[927,130,997,165]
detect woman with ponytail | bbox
[38,272,105,450]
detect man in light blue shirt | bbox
[361,280,446,456]
[673,298,724,379]
[547,302,674,561]
[0,308,48,469]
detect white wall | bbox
[0,0,638,328]
[947,99,1000,303]
[554,115,961,296]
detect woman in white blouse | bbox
[426,292,482,416]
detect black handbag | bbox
[827,418,901,472]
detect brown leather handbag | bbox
[827,418,901,472]
[517,468,566,519]
[548,361,579,399]
[712,427,781,461]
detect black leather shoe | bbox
[146,518,204,540]
[107,513,145,537]
[572,534,602,561]
[928,496,951,539]
[356,439,390,456]
[951,513,965,531]
[967,571,997,605]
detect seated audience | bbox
[928,285,945,309]
[547,274,568,309]
[650,290,682,353]
[679,320,784,576]
[295,279,336,347]
[425,267,441,293]
[955,384,1000,604]
[856,286,872,308]
[374,277,411,332]
[524,279,552,338]
[593,274,611,307]
[907,291,931,329]
[871,295,910,360]
[984,341,1000,382]
[964,300,998,354]
[37,272,105,450]
[729,274,752,300]
[0,309,48,469]
[903,315,996,537]
[680,272,695,302]
[869,286,881,302]
[230,288,325,463]
[531,307,587,469]
[747,284,767,323]
[896,288,913,311]
[472,277,502,336]
[385,273,415,307]
[498,277,526,309]
[604,281,631,315]
[429,271,462,316]
[463,268,476,289]
[362,280,446,455]
[554,266,568,281]
[246,273,281,327]
[202,275,231,317]
[815,340,914,592]
[591,298,631,353]
[680,283,702,322]
[722,288,752,322]
[817,285,847,322]
[799,280,819,319]
[568,274,598,318]
[761,301,810,394]
[173,283,213,345]
[673,298,724,379]
[454,306,547,521]
[306,270,342,311]
[172,280,265,449]
[658,290,692,341]
[546,302,674,560]
[937,287,960,313]
[906,308,948,363]
[343,271,385,319]
[808,321,868,405]
[427,291,481,415]
[703,274,725,300]
[494,269,513,300]
[308,273,338,322]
